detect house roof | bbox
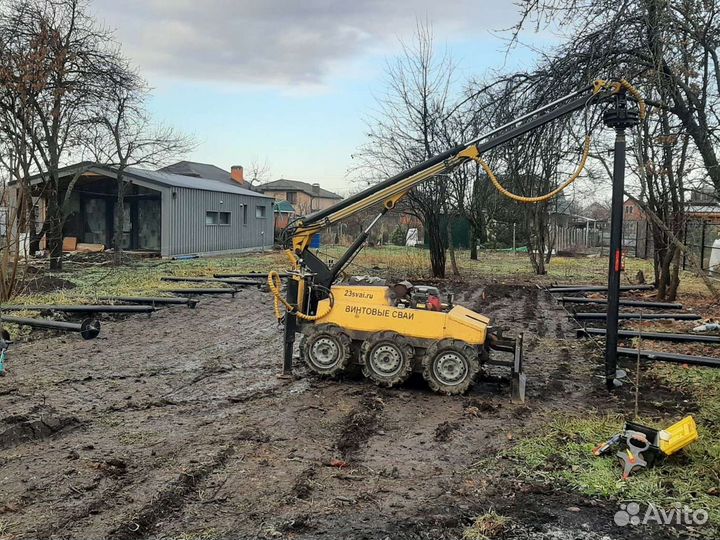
[158,161,239,186]
[23,162,270,198]
[273,200,295,213]
[687,204,720,215]
[257,179,342,199]
[123,167,268,197]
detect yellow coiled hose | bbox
[619,78,646,120]
[472,79,645,205]
[267,270,333,321]
[472,135,592,204]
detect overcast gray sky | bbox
[91,1,539,192]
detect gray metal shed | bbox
[121,167,275,257]
[25,162,275,258]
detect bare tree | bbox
[510,0,720,294]
[88,65,194,265]
[513,0,720,196]
[470,76,582,274]
[354,21,456,278]
[247,158,272,186]
[0,0,128,270]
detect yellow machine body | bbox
[659,416,698,456]
[313,285,490,345]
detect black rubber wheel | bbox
[360,331,414,388]
[422,339,479,395]
[300,324,352,376]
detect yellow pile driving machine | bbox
[270,80,644,401]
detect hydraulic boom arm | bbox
[283,79,643,291]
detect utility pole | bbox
[603,91,640,389]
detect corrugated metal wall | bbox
[165,187,274,256]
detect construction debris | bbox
[62,237,78,252]
[75,243,105,253]
[693,322,720,333]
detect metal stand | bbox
[603,92,640,389]
[282,277,298,376]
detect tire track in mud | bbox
[106,445,234,540]
[0,408,82,450]
[335,391,386,462]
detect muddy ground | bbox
[0,278,703,539]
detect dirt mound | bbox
[19,274,76,294]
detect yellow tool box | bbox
[593,416,698,479]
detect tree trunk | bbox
[526,205,548,275]
[446,213,460,276]
[46,187,63,271]
[667,247,680,301]
[470,225,478,260]
[113,176,125,266]
[478,213,487,244]
[425,210,446,278]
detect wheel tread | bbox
[360,331,414,388]
[422,338,479,395]
[301,324,352,376]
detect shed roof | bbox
[257,179,342,199]
[24,162,271,199]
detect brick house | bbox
[256,179,342,216]
[623,198,645,221]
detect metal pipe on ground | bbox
[548,284,655,293]
[617,347,720,368]
[577,328,720,344]
[160,276,257,286]
[98,296,198,308]
[1,315,100,340]
[162,288,239,297]
[573,312,701,321]
[0,304,155,314]
[560,297,683,309]
[214,272,284,279]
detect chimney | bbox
[311,182,320,196]
[231,165,244,184]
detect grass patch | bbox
[463,510,512,540]
[315,245,688,288]
[6,246,705,307]
[501,372,720,536]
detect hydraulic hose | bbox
[267,270,333,321]
[471,80,644,205]
[472,135,592,204]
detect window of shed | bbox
[256,206,266,218]
[206,211,218,225]
[219,211,231,225]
